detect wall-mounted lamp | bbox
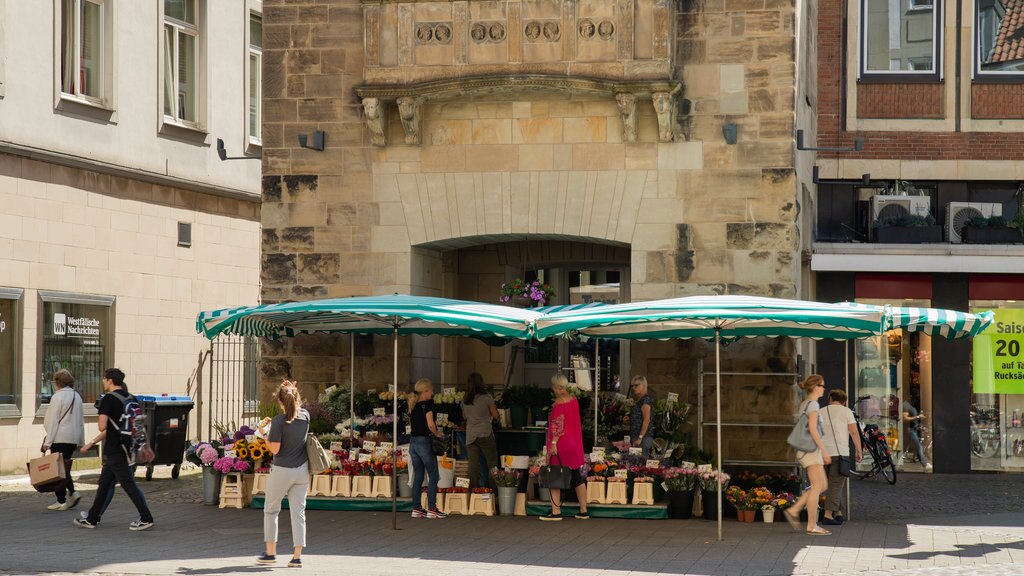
[215,138,260,161]
[796,129,864,152]
[722,123,738,145]
[298,131,325,151]
[862,173,871,186]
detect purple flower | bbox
[199,445,218,465]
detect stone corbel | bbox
[361,97,387,147]
[396,96,422,146]
[651,92,676,143]
[615,93,637,143]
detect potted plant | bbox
[499,279,555,308]
[185,441,222,505]
[748,486,774,523]
[772,492,795,521]
[699,469,730,521]
[962,215,1024,244]
[663,467,698,519]
[491,469,520,516]
[872,213,942,244]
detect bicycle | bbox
[849,413,897,485]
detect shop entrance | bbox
[854,298,933,473]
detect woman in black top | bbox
[408,378,446,519]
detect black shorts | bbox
[568,467,585,489]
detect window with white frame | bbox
[163,0,199,125]
[249,13,262,145]
[60,0,105,102]
[976,0,1024,75]
[861,0,941,76]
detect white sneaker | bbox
[67,492,82,509]
[925,463,933,472]
[47,502,64,511]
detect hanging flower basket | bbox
[499,279,555,308]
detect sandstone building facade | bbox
[261,0,817,463]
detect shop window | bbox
[0,288,22,417]
[970,300,1024,472]
[162,0,201,126]
[59,0,109,105]
[860,0,941,78]
[37,291,114,413]
[975,0,1024,76]
[248,12,262,146]
[854,298,933,473]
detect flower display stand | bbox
[631,482,654,505]
[514,492,527,516]
[586,481,606,504]
[468,493,495,516]
[219,473,250,509]
[351,475,373,497]
[331,475,352,497]
[372,476,393,498]
[310,474,333,497]
[605,482,628,505]
[443,493,469,515]
[252,473,269,496]
[420,492,445,511]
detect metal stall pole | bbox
[594,339,600,447]
[392,327,399,531]
[845,340,851,521]
[350,335,356,445]
[715,326,723,542]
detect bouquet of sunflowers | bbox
[231,436,272,466]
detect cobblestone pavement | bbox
[1,468,1023,576]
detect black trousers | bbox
[49,443,77,503]
[86,452,153,523]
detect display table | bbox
[251,495,414,512]
[525,501,667,519]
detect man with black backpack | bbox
[74,368,155,531]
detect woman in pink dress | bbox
[541,374,589,521]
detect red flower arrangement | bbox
[471,487,493,494]
[441,486,469,494]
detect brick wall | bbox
[857,83,944,119]
[972,84,1024,120]
[816,0,1024,160]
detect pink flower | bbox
[233,459,251,473]
[199,445,218,465]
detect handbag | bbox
[537,455,571,490]
[824,406,854,477]
[787,403,818,453]
[305,432,332,475]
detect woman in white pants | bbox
[259,381,309,568]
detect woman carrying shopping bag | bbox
[540,374,589,521]
[783,374,832,535]
[259,381,309,568]
[41,369,84,510]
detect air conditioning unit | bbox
[946,202,1003,243]
[871,195,931,221]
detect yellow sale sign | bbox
[973,308,1024,395]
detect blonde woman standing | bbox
[783,374,832,536]
[259,382,309,568]
[408,378,447,519]
[542,374,589,521]
[628,375,654,458]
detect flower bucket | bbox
[497,486,517,516]
[202,467,221,506]
[701,490,721,521]
[762,507,776,523]
[397,473,411,498]
[667,490,694,520]
[740,509,756,523]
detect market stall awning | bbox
[196,294,542,340]
[533,295,887,341]
[836,302,995,340]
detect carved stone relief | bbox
[471,22,507,43]
[416,22,453,45]
[524,20,560,43]
[362,97,387,147]
[651,91,676,143]
[396,96,422,145]
[615,93,637,143]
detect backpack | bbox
[110,390,155,465]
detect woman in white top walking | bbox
[820,389,862,525]
[41,369,85,511]
[783,374,832,535]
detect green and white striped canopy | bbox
[196,294,542,340]
[887,306,994,338]
[533,295,887,341]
